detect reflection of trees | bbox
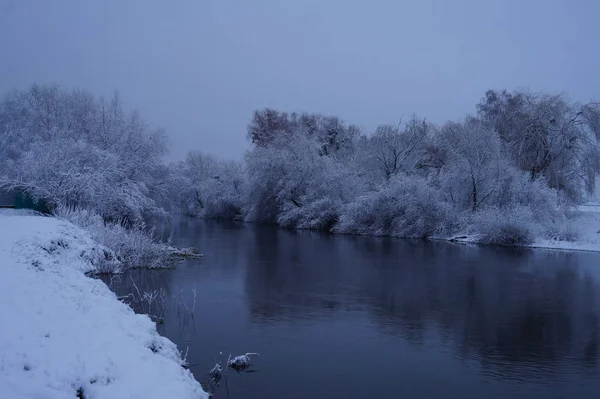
[244,226,353,322]
[244,227,600,377]
[99,219,251,337]
[173,218,248,278]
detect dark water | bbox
[107,219,600,399]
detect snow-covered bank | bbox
[531,204,600,252]
[445,204,600,253]
[0,211,207,399]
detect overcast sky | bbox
[1,0,598,160]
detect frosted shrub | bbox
[276,156,358,231]
[0,86,170,227]
[178,152,245,219]
[54,205,171,270]
[227,353,259,372]
[200,178,244,219]
[205,195,243,219]
[470,206,537,246]
[493,166,559,223]
[278,197,340,231]
[244,135,351,225]
[243,145,289,223]
[336,175,455,238]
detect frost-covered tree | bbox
[0,84,169,225]
[361,115,429,181]
[244,134,359,229]
[247,108,293,146]
[177,151,244,218]
[436,118,504,211]
[235,101,568,242]
[245,134,324,223]
[293,113,360,158]
[335,174,454,238]
[247,108,360,159]
[478,89,600,202]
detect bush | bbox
[278,198,339,231]
[335,175,456,238]
[54,205,171,270]
[469,206,537,246]
[0,86,170,227]
[493,167,559,224]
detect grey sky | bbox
[1,0,598,161]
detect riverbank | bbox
[444,204,600,252]
[0,211,207,399]
[193,202,600,254]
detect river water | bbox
[106,218,600,399]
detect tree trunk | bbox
[472,176,478,211]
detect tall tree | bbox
[478,89,600,201]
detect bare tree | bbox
[366,115,428,180]
[247,108,292,146]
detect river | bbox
[105,218,600,399]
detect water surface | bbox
[108,219,600,399]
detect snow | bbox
[443,204,600,252]
[227,353,258,372]
[0,211,207,399]
[531,204,600,252]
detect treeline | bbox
[176,90,600,245]
[1,85,599,248]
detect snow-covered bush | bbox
[0,85,169,226]
[277,157,359,231]
[176,152,244,219]
[468,206,537,246]
[54,206,171,270]
[244,135,330,223]
[1,138,166,225]
[198,163,244,219]
[492,166,559,223]
[336,175,455,238]
[278,197,340,231]
[227,353,259,372]
[245,133,363,229]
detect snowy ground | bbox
[0,211,207,399]
[531,203,600,252]
[446,204,600,252]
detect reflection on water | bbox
[106,219,600,399]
